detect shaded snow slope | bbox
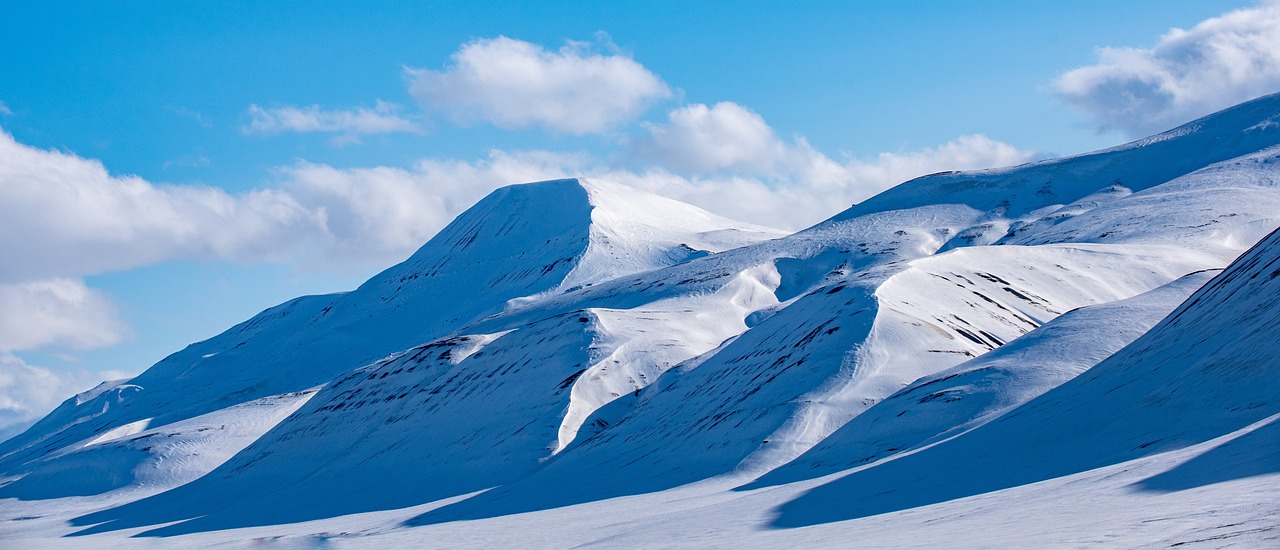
[752,269,1217,488]
[0,389,316,501]
[55,240,790,534]
[405,242,1223,526]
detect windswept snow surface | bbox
[4,94,1280,548]
[752,269,1219,487]
[770,224,1280,529]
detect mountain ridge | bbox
[3,93,1280,547]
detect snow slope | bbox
[0,178,780,500]
[752,269,1218,487]
[400,97,1280,525]
[3,93,1280,547]
[771,224,1280,527]
[0,389,316,501]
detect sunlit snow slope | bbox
[771,223,1280,528]
[0,178,780,496]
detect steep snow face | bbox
[554,262,784,453]
[558,178,785,292]
[772,226,1280,526]
[746,244,1220,469]
[0,178,781,495]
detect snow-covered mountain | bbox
[3,93,1280,548]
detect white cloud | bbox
[407,36,671,134]
[0,279,128,351]
[275,150,877,242]
[0,352,128,442]
[836,134,1032,197]
[591,137,1025,230]
[246,101,422,145]
[0,278,131,441]
[0,129,325,283]
[272,131,1027,235]
[1054,2,1280,137]
[0,99,1030,285]
[626,103,1033,226]
[0,101,11,116]
[0,127,574,280]
[633,102,790,173]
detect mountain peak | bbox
[374,177,782,301]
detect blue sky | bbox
[2,0,1276,436]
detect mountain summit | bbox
[0,177,780,480]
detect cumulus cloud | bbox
[627,103,1033,225]
[1054,2,1280,137]
[276,135,1029,240]
[592,138,1026,230]
[407,36,671,134]
[0,352,128,442]
[0,129,325,283]
[0,279,131,441]
[246,101,422,145]
[1,101,1030,284]
[0,122,1031,289]
[0,128,573,280]
[633,102,790,173]
[0,279,128,351]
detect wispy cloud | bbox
[245,101,422,145]
[166,105,212,128]
[1054,1,1280,136]
[0,101,12,116]
[407,35,671,134]
[163,153,211,169]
